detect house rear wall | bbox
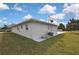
[11,22,57,42]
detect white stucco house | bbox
[10,19,58,42]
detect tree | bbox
[58,23,65,31]
[0,25,9,32]
[1,25,8,29]
[66,18,79,31]
[66,22,71,31]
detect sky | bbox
[0,3,79,27]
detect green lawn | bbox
[0,32,79,55]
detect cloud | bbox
[53,21,59,25]
[49,13,65,20]
[39,19,47,22]
[3,21,7,24]
[39,4,56,14]
[64,3,69,8]
[63,3,79,19]
[0,19,8,24]
[23,14,33,19]
[14,7,23,11]
[3,17,7,20]
[74,14,79,19]
[0,3,9,10]
[0,17,12,25]
[12,4,23,12]
[0,20,3,23]
[63,3,79,14]
[63,3,79,13]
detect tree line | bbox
[0,25,9,32]
[58,18,79,31]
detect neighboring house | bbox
[10,19,58,42]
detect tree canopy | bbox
[58,23,65,31]
[66,18,79,31]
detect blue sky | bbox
[0,3,79,27]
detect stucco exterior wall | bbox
[11,22,57,42]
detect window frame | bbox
[25,25,29,30]
[21,25,23,29]
[17,26,19,30]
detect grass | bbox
[0,32,79,54]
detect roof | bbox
[10,19,57,28]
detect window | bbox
[26,25,29,30]
[17,26,19,30]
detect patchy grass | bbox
[0,32,79,55]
